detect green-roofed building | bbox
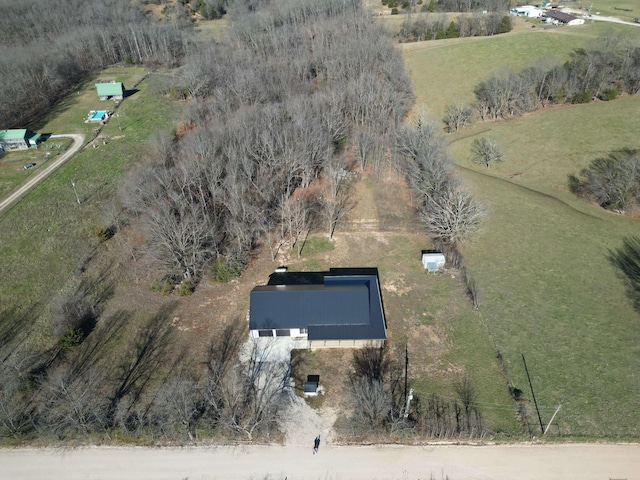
[0,129,43,151]
[96,81,125,100]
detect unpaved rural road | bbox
[561,8,640,26]
[0,133,85,215]
[0,443,638,480]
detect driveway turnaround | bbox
[0,133,85,215]
[0,443,638,480]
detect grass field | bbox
[404,21,640,437]
[402,20,631,120]
[0,66,178,334]
[0,141,69,198]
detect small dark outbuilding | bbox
[303,375,320,397]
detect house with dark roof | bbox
[249,268,387,349]
[96,81,125,100]
[0,129,43,151]
[544,10,585,25]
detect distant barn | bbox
[543,10,585,25]
[95,82,125,101]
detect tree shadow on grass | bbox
[0,303,42,361]
[28,95,79,132]
[608,236,640,313]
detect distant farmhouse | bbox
[0,129,43,151]
[544,10,585,25]
[95,81,125,101]
[249,268,387,349]
[510,5,543,18]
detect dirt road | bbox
[561,8,640,26]
[0,133,85,216]
[0,443,638,480]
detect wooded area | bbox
[0,0,190,129]
[124,0,414,287]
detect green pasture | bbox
[579,0,639,22]
[0,67,177,324]
[405,22,640,437]
[402,21,632,119]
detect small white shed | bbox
[421,250,445,272]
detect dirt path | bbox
[0,443,638,479]
[0,133,85,215]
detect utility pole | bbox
[71,181,81,205]
[544,405,562,435]
[404,343,409,402]
[522,354,544,434]
[403,344,411,419]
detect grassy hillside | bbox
[404,22,640,437]
[402,20,630,119]
[0,66,177,324]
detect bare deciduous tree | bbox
[443,102,473,133]
[470,135,504,168]
[319,156,355,240]
[152,376,203,441]
[349,377,391,431]
[219,339,292,441]
[419,186,485,245]
[568,149,640,212]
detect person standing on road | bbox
[314,435,321,454]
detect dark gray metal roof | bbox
[249,268,387,341]
[544,10,578,22]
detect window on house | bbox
[258,329,274,337]
[299,328,308,334]
[275,329,290,337]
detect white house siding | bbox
[309,338,385,349]
[250,327,308,339]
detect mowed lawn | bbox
[404,22,640,437]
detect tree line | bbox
[398,12,512,42]
[424,0,509,12]
[0,0,191,129]
[468,35,640,123]
[342,345,486,439]
[0,291,293,442]
[569,148,640,213]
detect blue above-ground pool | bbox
[91,110,108,120]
